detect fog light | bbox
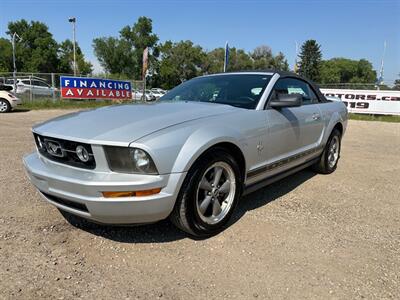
[76,145,90,162]
[102,188,161,198]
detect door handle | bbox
[312,113,321,120]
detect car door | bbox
[29,80,42,95]
[32,80,48,95]
[38,81,52,96]
[264,77,324,172]
[19,80,31,94]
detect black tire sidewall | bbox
[323,129,341,173]
[182,149,242,236]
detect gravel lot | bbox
[1,109,399,299]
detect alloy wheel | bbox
[0,101,8,112]
[328,136,340,168]
[196,161,236,225]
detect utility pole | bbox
[68,17,77,76]
[378,40,386,89]
[223,41,229,72]
[11,32,22,94]
[294,41,299,74]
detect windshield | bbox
[159,74,272,109]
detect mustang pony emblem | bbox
[45,140,64,157]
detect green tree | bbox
[58,39,93,75]
[228,48,253,71]
[251,45,289,71]
[273,52,290,71]
[6,19,60,73]
[0,38,12,72]
[298,39,322,81]
[203,48,225,74]
[319,58,376,86]
[93,16,158,79]
[392,73,400,90]
[155,40,206,89]
[120,16,159,79]
[203,45,289,75]
[204,47,253,73]
[93,37,136,76]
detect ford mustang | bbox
[23,71,347,236]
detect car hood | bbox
[33,102,238,146]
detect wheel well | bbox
[199,142,246,181]
[333,122,343,135]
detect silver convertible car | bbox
[23,71,347,236]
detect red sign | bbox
[60,76,132,100]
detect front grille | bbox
[41,192,89,213]
[33,133,96,169]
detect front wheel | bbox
[170,149,242,237]
[312,129,342,174]
[0,99,11,113]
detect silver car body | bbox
[23,72,347,224]
[6,78,56,96]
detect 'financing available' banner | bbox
[60,76,132,100]
[321,88,400,115]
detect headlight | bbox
[104,146,158,174]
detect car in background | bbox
[5,77,56,96]
[0,85,21,113]
[150,88,166,99]
[132,89,156,101]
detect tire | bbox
[0,99,11,113]
[312,129,342,174]
[170,149,242,237]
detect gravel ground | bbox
[1,109,399,299]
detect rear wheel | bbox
[170,149,242,237]
[0,99,11,113]
[312,129,342,174]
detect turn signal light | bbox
[102,188,161,198]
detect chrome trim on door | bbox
[247,145,324,179]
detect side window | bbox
[38,81,50,87]
[33,80,46,87]
[270,78,318,105]
[307,86,319,103]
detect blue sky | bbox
[1,0,399,83]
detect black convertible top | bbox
[214,70,328,103]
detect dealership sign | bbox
[60,76,131,100]
[321,89,400,115]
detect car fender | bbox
[322,104,347,145]
[133,120,246,175]
[171,125,245,174]
[0,91,11,101]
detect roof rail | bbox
[4,75,49,82]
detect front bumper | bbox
[23,152,186,224]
